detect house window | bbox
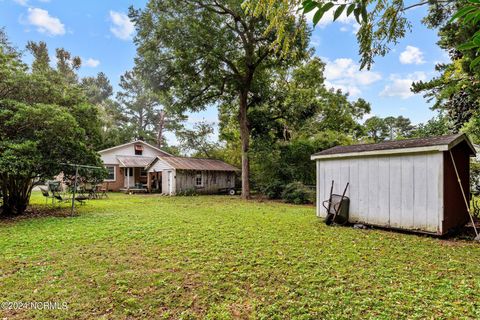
[140,169,147,177]
[105,166,116,181]
[195,171,203,187]
[134,144,143,155]
[212,174,217,184]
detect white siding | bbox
[149,158,174,172]
[315,152,444,234]
[99,142,169,165]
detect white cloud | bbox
[362,113,375,122]
[14,0,28,6]
[83,58,100,68]
[109,11,134,40]
[323,58,382,97]
[26,8,65,36]
[399,46,425,65]
[380,72,427,99]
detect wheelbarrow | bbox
[322,180,350,226]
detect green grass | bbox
[1,193,480,319]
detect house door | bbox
[167,171,173,194]
[124,168,135,188]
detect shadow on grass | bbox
[0,204,76,223]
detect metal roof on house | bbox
[311,133,476,160]
[148,156,239,171]
[117,156,156,168]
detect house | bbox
[311,133,476,235]
[99,141,239,195]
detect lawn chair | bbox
[40,187,55,205]
[322,180,350,226]
[83,183,97,199]
[97,183,109,199]
[52,190,71,203]
[52,190,88,206]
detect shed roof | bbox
[117,156,156,168]
[311,133,476,160]
[147,156,239,172]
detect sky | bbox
[0,0,448,143]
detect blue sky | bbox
[0,0,446,143]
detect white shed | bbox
[311,133,476,235]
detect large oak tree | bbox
[129,0,308,198]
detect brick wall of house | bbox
[104,165,124,191]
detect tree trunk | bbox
[238,90,250,199]
[157,110,166,148]
[1,176,33,217]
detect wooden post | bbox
[71,165,78,215]
[147,172,152,193]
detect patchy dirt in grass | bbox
[0,205,75,224]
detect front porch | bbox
[119,167,164,194]
[118,167,148,193]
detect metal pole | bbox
[71,165,78,215]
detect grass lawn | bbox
[1,193,480,319]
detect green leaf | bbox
[458,42,478,51]
[322,2,335,13]
[464,11,480,24]
[346,4,355,16]
[303,1,318,14]
[361,5,368,23]
[354,7,361,24]
[450,6,477,22]
[312,7,326,26]
[470,56,480,68]
[333,4,347,21]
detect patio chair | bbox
[84,183,98,199]
[52,190,88,206]
[40,187,55,205]
[97,183,109,199]
[52,190,71,203]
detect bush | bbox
[260,180,285,199]
[177,188,198,196]
[281,181,315,205]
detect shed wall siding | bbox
[316,152,444,234]
[175,170,235,194]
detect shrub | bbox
[177,188,198,196]
[260,180,285,199]
[281,181,315,205]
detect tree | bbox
[243,0,459,69]
[384,115,414,140]
[130,0,309,198]
[412,113,453,138]
[216,56,368,197]
[116,70,185,147]
[364,116,389,142]
[80,72,113,106]
[412,1,480,131]
[0,31,104,216]
[176,122,220,158]
[0,101,102,216]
